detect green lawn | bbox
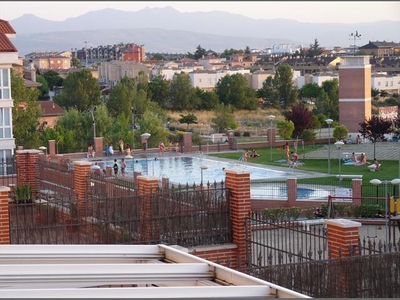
[209,145,399,184]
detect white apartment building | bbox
[0,20,18,170]
[372,73,400,94]
[189,69,251,91]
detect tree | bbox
[193,44,207,60]
[283,102,314,139]
[43,70,64,91]
[276,120,295,141]
[306,38,323,58]
[333,125,349,141]
[107,81,136,118]
[148,74,170,109]
[300,83,321,102]
[36,75,49,100]
[214,74,258,110]
[274,64,298,110]
[211,103,237,133]
[193,88,219,110]
[179,113,198,131]
[169,72,195,111]
[71,57,83,68]
[54,69,101,112]
[256,76,280,108]
[11,70,42,149]
[359,115,393,159]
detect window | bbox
[0,108,12,138]
[0,69,10,100]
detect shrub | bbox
[234,131,241,137]
[243,131,251,137]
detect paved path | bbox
[304,141,400,161]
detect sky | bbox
[0,1,399,24]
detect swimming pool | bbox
[250,186,331,200]
[97,155,291,184]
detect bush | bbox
[243,131,251,137]
[234,131,241,137]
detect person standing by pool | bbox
[159,141,166,157]
[119,138,124,155]
[109,144,114,156]
[120,158,126,176]
[282,142,290,163]
[113,159,119,176]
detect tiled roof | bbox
[0,19,16,34]
[38,101,64,116]
[23,78,42,88]
[0,32,17,52]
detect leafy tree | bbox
[138,110,168,148]
[333,125,349,141]
[300,83,321,102]
[276,120,295,141]
[211,103,237,133]
[219,48,242,59]
[371,88,380,100]
[71,57,83,68]
[135,70,149,94]
[54,69,101,112]
[107,81,136,118]
[214,73,258,110]
[169,72,195,111]
[359,115,393,158]
[194,88,219,110]
[274,64,298,110]
[43,70,64,91]
[244,46,251,54]
[283,102,314,139]
[36,75,49,100]
[193,44,207,60]
[306,38,323,58]
[179,113,198,131]
[301,129,317,147]
[256,76,280,108]
[148,74,170,109]
[11,70,42,149]
[320,79,339,120]
[152,53,165,60]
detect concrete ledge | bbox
[336,174,363,180]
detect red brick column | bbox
[224,169,251,269]
[183,132,192,153]
[227,130,235,150]
[352,179,362,205]
[16,150,41,193]
[287,177,297,207]
[48,140,56,156]
[94,137,103,157]
[73,161,92,216]
[0,186,11,244]
[325,219,361,258]
[138,176,159,241]
[134,171,142,190]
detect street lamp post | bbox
[268,115,275,162]
[88,106,97,146]
[334,141,344,184]
[326,119,333,175]
[200,165,208,186]
[39,146,47,155]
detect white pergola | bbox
[0,244,309,299]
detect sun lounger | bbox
[335,174,363,180]
[368,164,381,172]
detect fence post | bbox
[16,150,41,194]
[0,186,11,244]
[138,176,159,242]
[287,177,298,207]
[224,169,251,270]
[73,161,92,216]
[352,179,362,205]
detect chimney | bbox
[29,60,36,82]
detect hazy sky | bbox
[1,1,399,24]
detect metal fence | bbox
[0,157,16,188]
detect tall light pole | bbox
[326,119,333,175]
[334,141,344,185]
[89,106,97,146]
[200,165,208,186]
[349,31,361,56]
[268,115,275,162]
[84,40,89,67]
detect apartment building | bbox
[0,19,18,169]
[98,60,149,87]
[30,55,71,70]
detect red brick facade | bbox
[0,187,11,244]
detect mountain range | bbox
[8,6,399,56]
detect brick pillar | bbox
[134,171,142,190]
[227,130,235,150]
[287,177,297,207]
[325,219,361,258]
[94,137,103,157]
[138,176,159,242]
[73,161,92,216]
[352,179,362,205]
[224,169,251,269]
[183,132,192,153]
[0,186,11,244]
[48,140,56,156]
[16,150,41,193]
[162,177,169,191]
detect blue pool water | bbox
[97,156,290,184]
